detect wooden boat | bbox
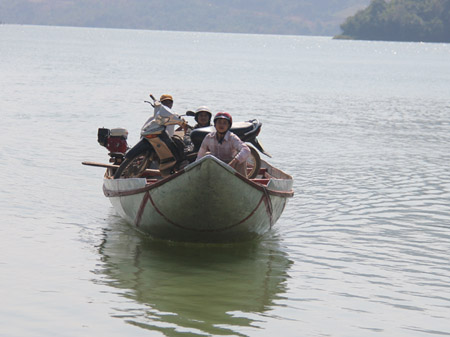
[86,155,293,243]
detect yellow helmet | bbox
[160,94,173,102]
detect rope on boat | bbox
[134,190,267,232]
[262,187,274,228]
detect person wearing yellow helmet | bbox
[196,112,250,176]
[152,94,177,137]
[141,94,187,175]
[159,94,173,109]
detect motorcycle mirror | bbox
[186,110,196,117]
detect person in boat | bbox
[196,112,250,176]
[177,106,211,132]
[158,94,177,137]
[193,106,212,129]
[159,94,173,109]
[176,106,212,151]
[142,94,187,175]
[148,93,188,135]
[145,94,175,133]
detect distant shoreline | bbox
[336,0,450,44]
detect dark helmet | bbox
[213,112,232,128]
[194,106,212,123]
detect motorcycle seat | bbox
[190,121,255,137]
[229,121,255,137]
[190,127,214,149]
[189,120,257,149]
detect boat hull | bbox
[103,156,293,243]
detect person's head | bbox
[194,106,212,127]
[160,94,173,109]
[213,112,232,134]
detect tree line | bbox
[337,0,450,42]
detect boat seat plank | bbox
[146,179,159,183]
[251,178,270,186]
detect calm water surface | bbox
[1,25,450,337]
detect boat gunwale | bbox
[103,159,294,198]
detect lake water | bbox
[1,24,450,337]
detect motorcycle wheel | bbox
[113,148,154,179]
[246,146,261,179]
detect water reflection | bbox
[96,215,292,336]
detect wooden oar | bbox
[82,161,160,175]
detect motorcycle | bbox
[101,100,271,180]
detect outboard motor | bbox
[98,127,129,164]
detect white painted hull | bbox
[103,155,293,243]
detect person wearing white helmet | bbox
[196,112,250,176]
[193,106,212,129]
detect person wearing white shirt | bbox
[196,112,250,176]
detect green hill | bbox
[336,0,450,42]
[0,0,370,36]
